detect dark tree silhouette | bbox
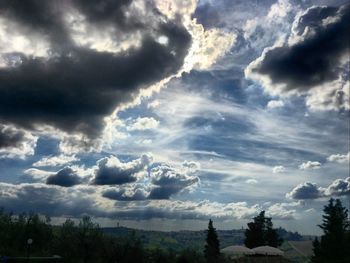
[204,219,220,263]
[311,198,350,263]
[244,211,282,248]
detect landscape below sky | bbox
[0,0,349,236]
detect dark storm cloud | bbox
[292,6,338,35]
[102,185,149,201]
[250,4,350,91]
[101,162,199,200]
[0,124,26,149]
[0,183,106,218]
[0,0,70,47]
[148,165,199,199]
[0,0,191,139]
[46,167,82,187]
[0,182,292,220]
[72,0,135,28]
[93,154,152,185]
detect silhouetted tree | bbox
[311,198,350,263]
[204,219,220,263]
[244,211,282,248]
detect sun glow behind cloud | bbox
[0,0,349,234]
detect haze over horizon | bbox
[0,0,349,235]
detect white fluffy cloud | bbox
[127,117,159,131]
[272,165,286,173]
[327,152,350,164]
[324,177,350,197]
[298,161,321,170]
[286,177,350,200]
[265,202,300,220]
[33,154,78,167]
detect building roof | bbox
[252,246,284,256]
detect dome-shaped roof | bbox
[221,245,255,255]
[252,246,284,256]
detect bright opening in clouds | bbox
[0,0,349,236]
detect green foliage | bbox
[0,209,207,263]
[311,198,350,263]
[204,219,220,263]
[244,211,283,248]
[0,209,53,256]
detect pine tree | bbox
[204,219,220,263]
[244,211,282,248]
[311,198,350,263]
[311,237,321,263]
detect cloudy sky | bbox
[0,0,349,235]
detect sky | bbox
[0,0,349,235]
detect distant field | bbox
[281,240,313,263]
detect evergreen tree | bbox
[244,211,282,248]
[311,237,321,263]
[311,198,350,263]
[204,219,220,263]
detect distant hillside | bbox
[102,227,245,251]
[102,226,308,252]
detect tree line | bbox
[1,198,349,262]
[0,212,204,263]
[202,198,350,263]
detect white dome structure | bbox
[252,246,284,256]
[221,245,255,257]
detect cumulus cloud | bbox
[149,163,199,199]
[127,117,159,131]
[327,152,350,163]
[272,165,286,173]
[97,159,200,200]
[286,177,350,200]
[246,4,350,111]
[0,124,37,159]
[286,182,324,199]
[0,183,108,218]
[265,202,300,220]
[26,154,200,200]
[324,177,350,196]
[102,184,149,201]
[46,167,83,187]
[103,160,200,201]
[0,0,192,142]
[93,154,152,185]
[33,154,78,167]
[0,182,264,220]
[298,161,321,170]
[0,0,234,153]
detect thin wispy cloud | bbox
[0,0,348,235]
